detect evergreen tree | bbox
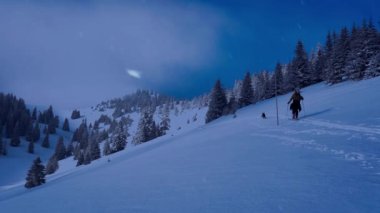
[5,113,14,138]
[46,105,54,124]
[71,110,81,119]
[345,23,366,80]
[288,40,310,88]
[19,112,31,136]
[45,155,59,175]
[225,94,238,115]
[329,27,350,83]
[310,48,326,84]
[25,121,34,142]
[254,71,271,101]
[25,157,46,188]
[103,140,112,156]
[55,136,66,160]
[363,20,380,67]
[62,118,70,131]
[238,72,254,108]
[42,132,50,148]
[31,107,37,121]
[32,122,40,142]
[262,71,273,99]
[88,136,101,160]
[365,53,380,78]
[83,150,92,165]
[47,119,56,134]
[205,80,227,123]
[10,123,21,147]
[73,144,81,160]
[159,104,170,135]
[66,142,74,157]
[271,63,284,95]
[323,31,334,81]
[133,110,157,145]
[76,151,84,167]
[98,130,109,142]
[113,126,127,152]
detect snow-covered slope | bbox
[1,78,380,212]
[0,99,207,188]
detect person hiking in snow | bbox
[288,89,304,120]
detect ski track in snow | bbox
[245,112,380,174]
[300,118,380,135]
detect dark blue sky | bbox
[0,0,379,108]
[162,0,380,98]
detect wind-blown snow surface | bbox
[1,78,380,212]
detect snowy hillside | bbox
[1,78,380,212]
[0,97,207,188]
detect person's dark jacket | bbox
[288,92,304,112]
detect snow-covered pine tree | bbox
[226,94,238,115]
[88,133,101,160]
[22,114,32,137]
[113,126,127,152]
[323,31,334,81]
[25,121,34,142]
[25,157,46,188]
[73,144,81,160]
[133,110,156,144]
[31,107,37,121]
[262,71,273,99]
[103,140,112,156]
[45,155,59,175]
[271,63,284,96]
[309,47,325,84]
[363,20,380,78]
[344,23,366,80]
[289,40,310,88]
[76,151,84,166]
[32,121,40,142]
[232,79,243,100]
[83,149,92,165]
[71,110,81,119]
[42,132,50,148]
[55,136,66,160]
[205,80,227,123]
[78,122,89,150]
[238,72,254,108]
[10,122,21,147]
[66,142,74,157]
[62,118,70,131]
[53,116,59,128]
[253,72,267,101]
[365,53,380,78]
[47,119,56,134]
[159,104,170,135]
[329,27,350,83]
